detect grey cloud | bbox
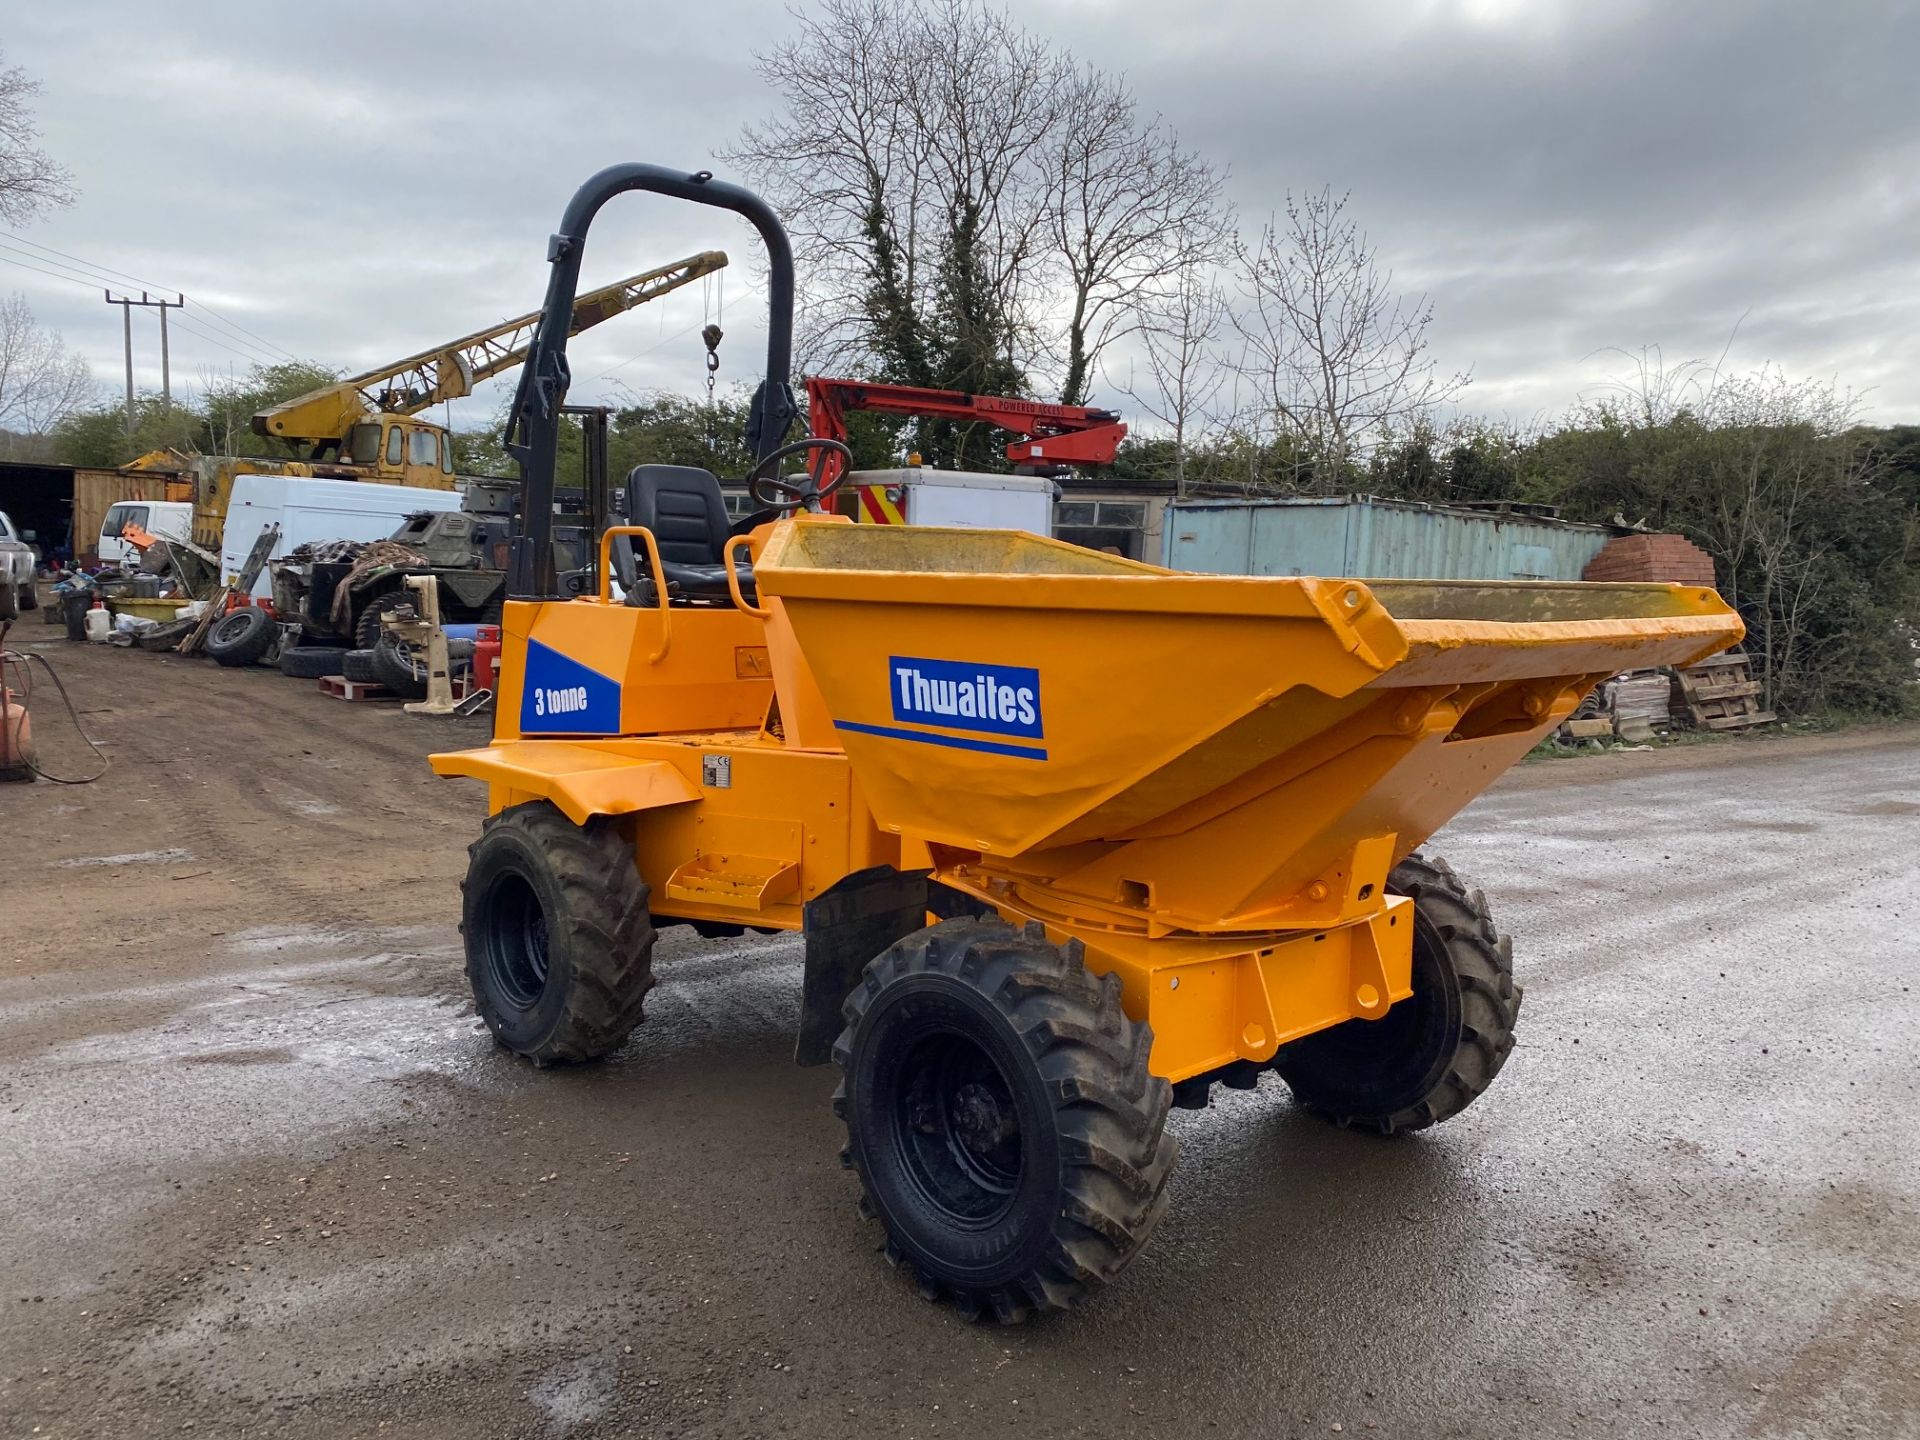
[5,0,1915,434]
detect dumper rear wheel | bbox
[1274,853,1519,1134]
[460,801,655,1066]
[833,918,1175,1323]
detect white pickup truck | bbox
[0,509,40,615]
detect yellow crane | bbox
[124,251,728,548]
[251,250,728,469]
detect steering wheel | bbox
[746,437,856,512]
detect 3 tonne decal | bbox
[834,654,1047,759]
[520,639,622,734]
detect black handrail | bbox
[505,165,797,598]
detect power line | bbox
[0,227,300,360]
[0,227,161,291]
[0,245,274,369]
[0,248,281,383]
[0,238,103,285]
[0,248,102,293]
[0,227,305,363]
[174,297,304,367]
[0,246,275,366]
[166,313,268,366]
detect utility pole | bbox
[157,293,182,411]
[106,291,133,430]
[103,290,187,430]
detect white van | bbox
[97,499,195,567]
[221,474,464,599]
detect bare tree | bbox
[725,0,1229,414]
[1679,368,1867,710]
[0,55,74,226]
[0,292,93,454]
[1565,355,1883,712]
[726,0,1065,390]
[1050,66,1227,404]
[1111,256,1227,493]
[1231,189,1468,492]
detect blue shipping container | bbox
[1162,495,1614,582]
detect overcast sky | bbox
[4,0,1917,437]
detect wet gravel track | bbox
[2,642,1916,1438]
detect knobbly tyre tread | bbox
[278,644,347,679]
[369,637,428,699]
[1278,851,1521,1134]
[354,589,417,650]
[460,801,656,1067]
[832,918,1177,1323]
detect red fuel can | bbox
[474,625,502,695]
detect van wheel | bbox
[205,607,277,667]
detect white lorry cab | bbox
[98,499,195,567]
[221,474,464,599]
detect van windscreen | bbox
[102,504,150,536]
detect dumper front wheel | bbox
[1274,853,1519,1134]
[460,801,655,1066]
[833,919,1175,1323]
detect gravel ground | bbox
[2,637,1916,1439]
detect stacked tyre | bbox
[278,644,348,679]
[370,635,474,700]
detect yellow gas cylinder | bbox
[0,684,32,781]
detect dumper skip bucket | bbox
[756,521,1742,933]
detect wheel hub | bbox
[482,872,551,1010]
[951,1081,1015,1158]
[892,1031,1024,1224]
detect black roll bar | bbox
[505,165,797,598]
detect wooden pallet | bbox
[316,673,480,705]
[317,675,396,702]
[1671,650,1776,731]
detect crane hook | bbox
[701,323,724,453]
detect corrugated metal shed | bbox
[1162,495,1614,581]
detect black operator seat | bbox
[624,464,754,605]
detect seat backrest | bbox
[627,465,729,567]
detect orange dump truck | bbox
[431,164,1744,1322]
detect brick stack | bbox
[1576,532,1772,737]
[1582,532,1716,586]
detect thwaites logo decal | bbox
[519,639,622,734]
[833,655,1047,759]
